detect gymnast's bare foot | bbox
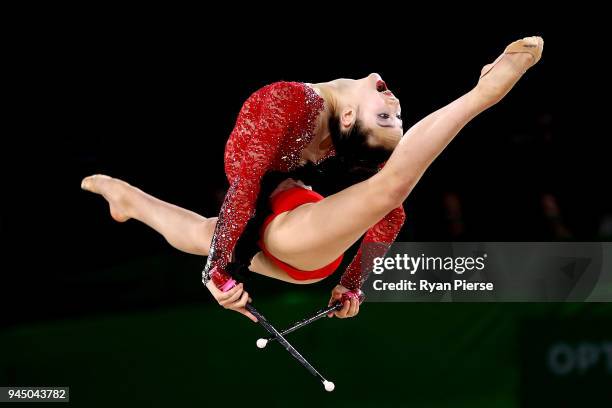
[81,174,133,222]
[475,36,544,107]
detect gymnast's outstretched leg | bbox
[81,175,217,256]
[80,175,327,285]
[264,37,543,271]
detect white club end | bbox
[323,380,335,392]
[256,338,268,349]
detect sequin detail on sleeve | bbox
[203,82,325,288]
[339,205,406,291]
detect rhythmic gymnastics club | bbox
[219,277,336,392]
[256,290,365,349]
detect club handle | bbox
[339,289,365,304]
[208,265,238,292]
[220,278,237,292]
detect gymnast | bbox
[82,36,543,322]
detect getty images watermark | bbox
[360,242,612,302]
[372,252,491,292]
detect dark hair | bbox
[328,112,393,170]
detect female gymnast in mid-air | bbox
[82,37,543,322]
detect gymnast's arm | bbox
[329,205,406,318]
[202,168,267,322]
[202,83,313,321]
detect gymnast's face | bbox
[330,73,404,167]
[352,73,403,150]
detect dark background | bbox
[2,17,611,407]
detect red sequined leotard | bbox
[202,81,406,292]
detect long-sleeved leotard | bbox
[340,206,406,291]
[202,81,406,294]
[203,82,327,288]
